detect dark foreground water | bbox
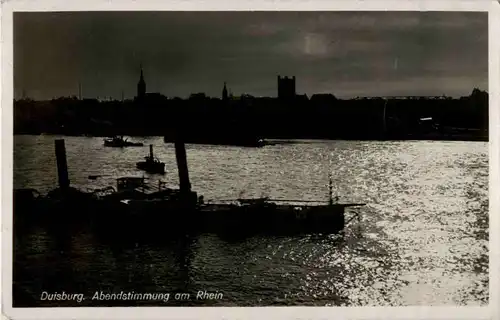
[13,135,488,306]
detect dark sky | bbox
[14,11,488,100]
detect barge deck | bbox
[13,139,366,237]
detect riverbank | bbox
[14,132,488,143]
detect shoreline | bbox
[13,133,488,143]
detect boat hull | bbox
[163,136,267,148]
[103,138,144,147]
[14,196,347,239]
[104,142,144,147]
[136,162,165,174]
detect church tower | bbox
[137,64,146,100]
[222,82,228,101]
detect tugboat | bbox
[104,136,144,147]
[136,145,166,174]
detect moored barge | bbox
[13,139,365,237]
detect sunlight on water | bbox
[13,136,488,306]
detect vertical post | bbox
[328,173,333,206]
[382,99,388,135]
[149,144,153,159]
[55,139,70,189]
[174,138,191,193]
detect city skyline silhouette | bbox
[14,11,487,101]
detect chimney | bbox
[54,139,70,189]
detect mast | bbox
[328,173,333,205]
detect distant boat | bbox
[136,145,165,174]
[104,136,143,147]
[163,135,269,148]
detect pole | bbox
[55,139,70,189]
[174,137,191,193]
[383,99,388,135]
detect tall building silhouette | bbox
[277,75,296,100]
[137,64,146,100]
[133,66,167,105]
[222,82,228,101]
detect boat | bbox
[13,139,366,239]
[194,178,365,235]
[92,171,364,236]
[136,145,166,174]
[163,135,269,148]
[103,136,144,147]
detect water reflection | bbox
[13,136,488,306]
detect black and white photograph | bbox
[2,1,497,319]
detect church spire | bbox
[222,81,228,101]
[137,63,146,100]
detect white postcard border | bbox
[1,1,498,319]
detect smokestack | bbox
[174,136,191,193]
[54,139,70,189]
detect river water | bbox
[12,135,488,306]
